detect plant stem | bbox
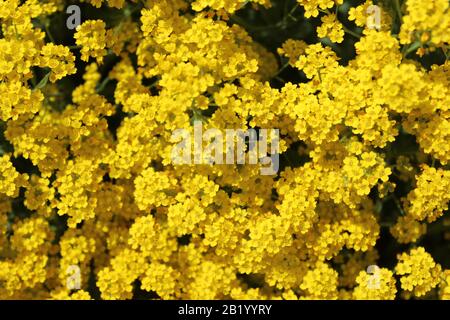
[272,61,290,78]
[96,77,111,93]
[394,0,403,24]
[403,41,421,57]
[393,195,406,216]
[44,22,55,43]
[342,25,361,39]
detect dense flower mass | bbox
[0,0,449,300]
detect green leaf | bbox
[33,72,51,91]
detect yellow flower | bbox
[0,154,28,197]
[317,14,344,43]
[297,0,344,18]
[405,166,450,222]
[396,247,442,297]
[74,20,107,63]
[38,44,76,82]
[353,267,397,300]
[300,262,339,299]
[399,0,449,47]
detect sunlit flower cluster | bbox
[0,0,448,300]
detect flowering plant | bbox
[0,0,449,300]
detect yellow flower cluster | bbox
[348,0,391,31]
[316,14,344,43]
[0,0,448,300]
[395,247,442,298]
[353,267,396,300]
[440,270,450,300]
[82,0,127,9]
[405,166,450,222]
[0,154,27,197]
[75,20,107,63]
[390,215,426,244]
[191,0,270,13]
[38,44,76,83]
[297,0,343,18]
[399,0,449,47]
